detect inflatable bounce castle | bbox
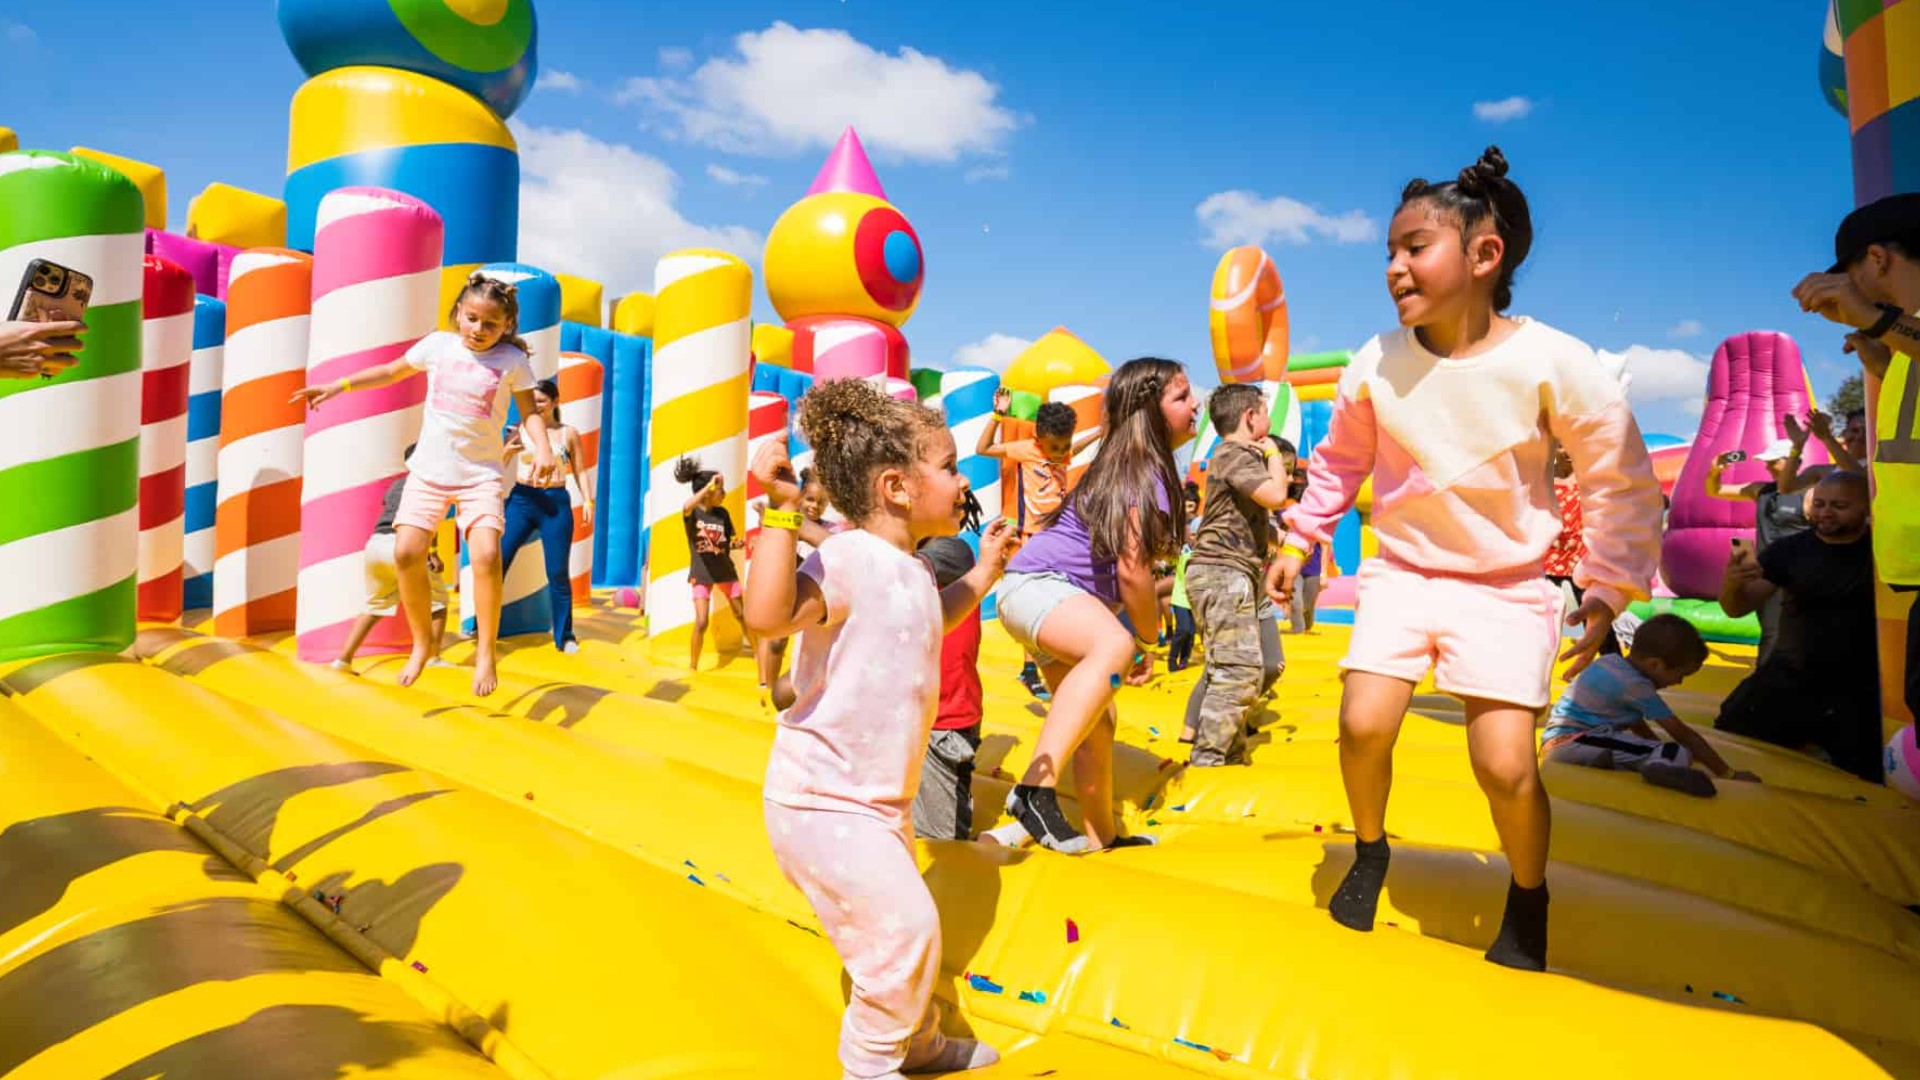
[0,2,1917,1077]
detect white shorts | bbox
[363,531,449,617]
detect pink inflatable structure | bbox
[1660,331,1830,598]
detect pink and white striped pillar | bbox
[295,188,443,661]
[136,255,196,622]
[557,351,603,606]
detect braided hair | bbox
[1398,146,1533,312]
[1051,357,1187,563]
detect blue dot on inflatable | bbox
[883,230,921,284]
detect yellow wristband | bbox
[337,377,353,394]
[1281,541,1310,561]
[1260,445,1278,460]
[762,509,802,530]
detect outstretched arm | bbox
[291,356,415,409]
[1704,456,1764,502]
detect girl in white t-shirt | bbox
[295,274,556,696]
[744,378,1016,1080]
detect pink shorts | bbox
[691,580,740,602]
[1342,559,1563,709]
[393,473,506,538]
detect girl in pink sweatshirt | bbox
[1273,147,1663,972]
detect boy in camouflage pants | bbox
[1186,384,1295,766]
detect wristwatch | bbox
[1865,302,1904,340]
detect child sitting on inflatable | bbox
[979,389,1101,699]
[1273,147,1664,971]
[745,378,1015,1080]
[1541,613,1758,795]
[294,274,551,696]
[1180,383,1294,766]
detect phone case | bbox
[9,259,94,324]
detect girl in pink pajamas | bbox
[744,378,1018,1080]
[1273,147,1663,972]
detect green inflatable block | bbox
[1628,597,1761,645]
[1008,390,1043,421]
[1285,350,1352,373]
[908,367,945,401]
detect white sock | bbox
[977,821,1031,847]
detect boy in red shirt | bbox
[912,536,987,839]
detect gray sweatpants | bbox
[911,724,981,840]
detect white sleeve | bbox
[403,333,440,371]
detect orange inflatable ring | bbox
[1209,245,1289,384]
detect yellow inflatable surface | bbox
[3,605,1918,1078]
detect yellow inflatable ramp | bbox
[0,695,506,1080]
[128,630,1917,1079]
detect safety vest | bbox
[1873,348,1920,584]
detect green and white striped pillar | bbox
[0,151,147,661]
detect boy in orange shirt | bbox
[978,387,1101,698]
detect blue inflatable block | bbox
[478,262,561,328]
[286,143,519,264]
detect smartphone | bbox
[9,258,93,325]
[1730,537,1750,556]
[1720,449,1748,464]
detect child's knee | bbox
[1473,751,1543,801]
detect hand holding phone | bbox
[7,259,93,379]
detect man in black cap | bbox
[1793,193,1920,728]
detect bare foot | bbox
[397,647,430,687]
[472,655,498,697]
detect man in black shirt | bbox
[1715,471,1881,781]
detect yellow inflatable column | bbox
[71,147,166,230]
[186,182,288,249]
[644,250,753,660]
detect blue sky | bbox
[2,0,1861,437]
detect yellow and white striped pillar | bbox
[643,249,752,656]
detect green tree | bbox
[1828,372,1865,415]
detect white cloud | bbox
[1596,344,1710,425]
[964,162,1011,183]
[706,163,768,189]
[511,124,763,298]
[658,46,695,72]
[1472,96,1535,123]
[1667,318,1704,339]
[619,22,1020,162]
[536,70,583,94]
[4,20,36,45]
[1195,191,1378,250]
[945,333,1032,373]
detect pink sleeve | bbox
[1551,399,1664,615]
[799,544,849,628]
[1282,386,1377,547]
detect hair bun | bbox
[467,271,489,284]
[1457,146,1510,193]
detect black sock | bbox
[1484,877,1550,972]
[1329,836,1389,931]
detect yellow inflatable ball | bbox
[764,192,923,328]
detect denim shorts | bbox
[995,571,1087,667]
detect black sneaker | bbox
[1105,834,1158,849]
[1005,785,1093,854]
[1018,666,1051,701]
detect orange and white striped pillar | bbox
[557,350,604,605]
[1048,382,1105,488]
[213,248,311,636]
[136,255,197,622]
